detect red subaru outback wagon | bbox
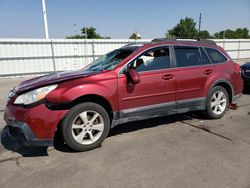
[4,39,243,151]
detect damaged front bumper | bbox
[6,121,53,147]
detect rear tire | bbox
[62,102,110,152]
[204,86,229,119]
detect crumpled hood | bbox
[14,70,100,93]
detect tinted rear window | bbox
[205,48,227,64]
[174,47,204,67]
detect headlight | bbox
[14,85,58,105]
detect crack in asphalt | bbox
[0,148,55,167]
[238,103,250,108]
[181,120,232,141]
[0,156,22,168]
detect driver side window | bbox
[131,47,171,72]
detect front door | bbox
[117,46,176,118]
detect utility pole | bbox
[198,13,202,40]
[41,0,49,39]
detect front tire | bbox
[62,102,110,152]
[204,86,229,119]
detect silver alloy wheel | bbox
[211,91,227,115]
[71,110,104,145]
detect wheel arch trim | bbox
[207,79,234,102]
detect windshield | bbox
[85,48,135,71]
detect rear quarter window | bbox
[205,48,228,64]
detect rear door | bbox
[173,46,212,109]
[117,46,176,118]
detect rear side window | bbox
[174,46,205,67]
[205,48,227,64]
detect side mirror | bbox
[128,69,141,84]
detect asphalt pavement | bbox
[0,78,250,188]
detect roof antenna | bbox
[197,13,202,41]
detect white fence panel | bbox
[214,39,250,60]
[0,38,250,77]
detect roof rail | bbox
[151,38,217,46]
[151,38,177,43]
[198,39,217,45]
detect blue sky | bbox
[0,0,249,39]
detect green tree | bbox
[167,17,198,39]
[81,27,103,39]
[198,30,212,39]
[66,35,84,39]
[66,27,110,39]
[214,28,250,39]
[234,28,249,38]
[214,29,234,39]
[129,32,141,39]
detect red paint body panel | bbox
[4,99,68,139]
[175,65,212,100]
[45,71,119,112]
[118,69,175,110]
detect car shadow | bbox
[109,114,190,137]
[1,113,192,155]
[54,113,192,153]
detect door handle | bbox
[204,69,213,75]
[162,74,174,80]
